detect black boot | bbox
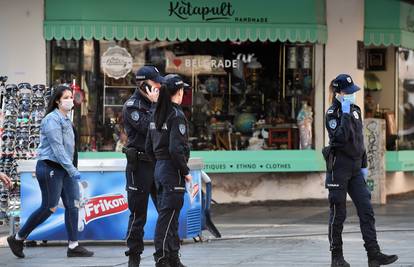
[7,235,25,258]
[169,252,186,267]
[155,258,171,267]
[128,253,141,267]
[331,249,350,267]
[367,246,398,267]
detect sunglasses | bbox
[18,82,31,91]
[2,125,17,132]
[32,84,45,92]
[5,84,18,94]
[2,132,16,141]
[1,146,16,154]
[4,109,18,116]
[17,117,30,124]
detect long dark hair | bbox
[46,85,72,115]
[154,85,181,130]
[329,80,337,104]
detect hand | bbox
[361,168,368,181]
[73,174,81,180]
[146,86,159,103]
[341,99,351,114]
[0,172,12,189]
[184,174,192,183]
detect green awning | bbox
[365,0,414,49]
[44,0,327,43]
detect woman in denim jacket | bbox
[7,85,94,258]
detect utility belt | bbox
[122,147,152,163]
[322,146,335,173]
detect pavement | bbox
[1,195,414,267]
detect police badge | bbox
[179,124,186,135]
[131,111,140,121]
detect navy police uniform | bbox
[324,74,378,254]
[122,66,164,260]
[146,84,190,264]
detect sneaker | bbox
[7,235,25,258]
[67,245,94,257]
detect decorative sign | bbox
[101,46,133,79]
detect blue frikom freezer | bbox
[18,158,220,241]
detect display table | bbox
[18,158,209,241]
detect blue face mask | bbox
[335,93,356,104]
[343,93,356,104]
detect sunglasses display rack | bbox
[0,81,49,230]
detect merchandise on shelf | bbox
[0,80,48,225]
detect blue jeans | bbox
[18,160,80,241]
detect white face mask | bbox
[60,99,74,111]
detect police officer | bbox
[324,74,398,267]
[146,75,191,267]
[122,66,164,267]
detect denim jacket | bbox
[37,109,79,177]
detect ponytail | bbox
[329,80,337,104]
[154,85,173,130]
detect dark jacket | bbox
[146,104,190,176]
[325,98,367,168]
[122,89,154,152]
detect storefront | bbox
[43,0,328,172]
[364,0,414,172]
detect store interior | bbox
[47,40,316,152]
[364,46,414,150]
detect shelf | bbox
[104,104,123,107]
[104,85,136,89]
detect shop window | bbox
[398,48,414,150]
[48,40,315,152]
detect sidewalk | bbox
[1,195,413,267]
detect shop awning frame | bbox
[44,0,327,43]
[364,0,414,50]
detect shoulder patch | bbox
[126,100,135,107]
[179,124,186,135]
[329,119,337,129]
[131,111,140,121]
[353,110,359,120]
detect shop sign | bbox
[169,1,234,21]
[204,162,292,172]
[101,46,133,79]
[168,1,268,23]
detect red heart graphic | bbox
[173,58,182,67]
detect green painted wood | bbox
[44,0,327,43]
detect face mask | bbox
[343,93,356,104]
[60,99,74,111]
